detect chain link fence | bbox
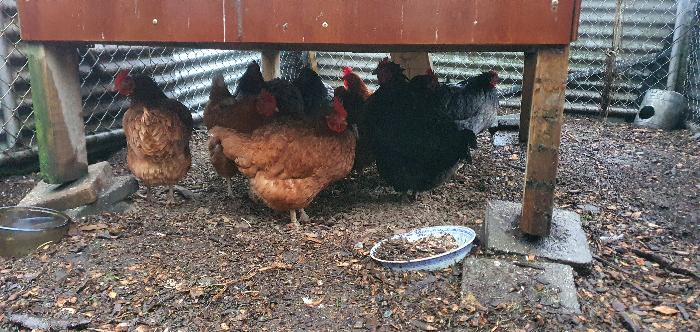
[315,0,691,117]
[1,0,697,174]
[0,0,260,174]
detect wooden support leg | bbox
[520,51,537,143]
[520,47,570,237]
[261,50,281,81]
[307,51,319,72]
[390,52,433,79]
[26,43,87,184]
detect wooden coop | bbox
[17,0,583,237]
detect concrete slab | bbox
[65,175,138,219]
[482,200,592,269]
[461,257,581,314]
[18,162,112,210]
[496,113,521,130]
[492,131,519,147]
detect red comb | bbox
[342,66,353,76]
[114,69,129,87]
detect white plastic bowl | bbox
[369,226,476,271]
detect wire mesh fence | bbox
[0,0,697,174]
[316,0,687,117]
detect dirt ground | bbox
[1,115,698,331]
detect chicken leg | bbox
[289,210,300,227]
[225,178,233,198]
[298,209,310,223]
[166,186,176,205]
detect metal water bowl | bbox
[634,89,687,130]
[0,206,70,257]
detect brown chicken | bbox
[204,62,303,196]
[210,68,356,226]
[115,70,193,204]
[334,67,374,173]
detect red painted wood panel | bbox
[18,0,581,47]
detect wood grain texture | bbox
[26,44,87,184]
[18,0,581,49]
[390,53,433,79]
[261,51,281,81]
[519,51,538,143]
[520,46,570,237]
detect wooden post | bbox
[520,47,570,237]
[261,50,281,81]
[390,52,433,79]
[26,43,87,184]
[520,52,537,143]
[307,51,319,72]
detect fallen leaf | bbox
[190,287,205,298]
[461,292,484,311]
[134,325,150,332]
[424,315,435,323]
[302,296,324,307]
[631,211,642,219]
[79,223,108,232]
[653,305,679,315]
[336,262,351,267]
[108,291,117,299]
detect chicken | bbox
[366,58,476,198]
[429,70,500,135]
[292,66,336,123]
[210,68,356,226]
[334,67,374,173]
[115,70,193,204]
[203,62,303,196]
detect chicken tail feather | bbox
[209,74,231,103]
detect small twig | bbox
[625,247,700,281]
[512,261,545,270]
[625,280,656,297]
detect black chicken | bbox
[411,69,500,135]
[366,58,477,197]
[292,66,336,122]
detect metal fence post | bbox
[0,12,19,149]
[667,0,694,92]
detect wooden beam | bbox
[261,50,281,81]
[519,51,537,142]
[520,46,570,237]
[390,52,433,79]
[26,43,88,184]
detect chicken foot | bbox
[298,209,310,223]
[135,186,152,202]
[401,191,419,202]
